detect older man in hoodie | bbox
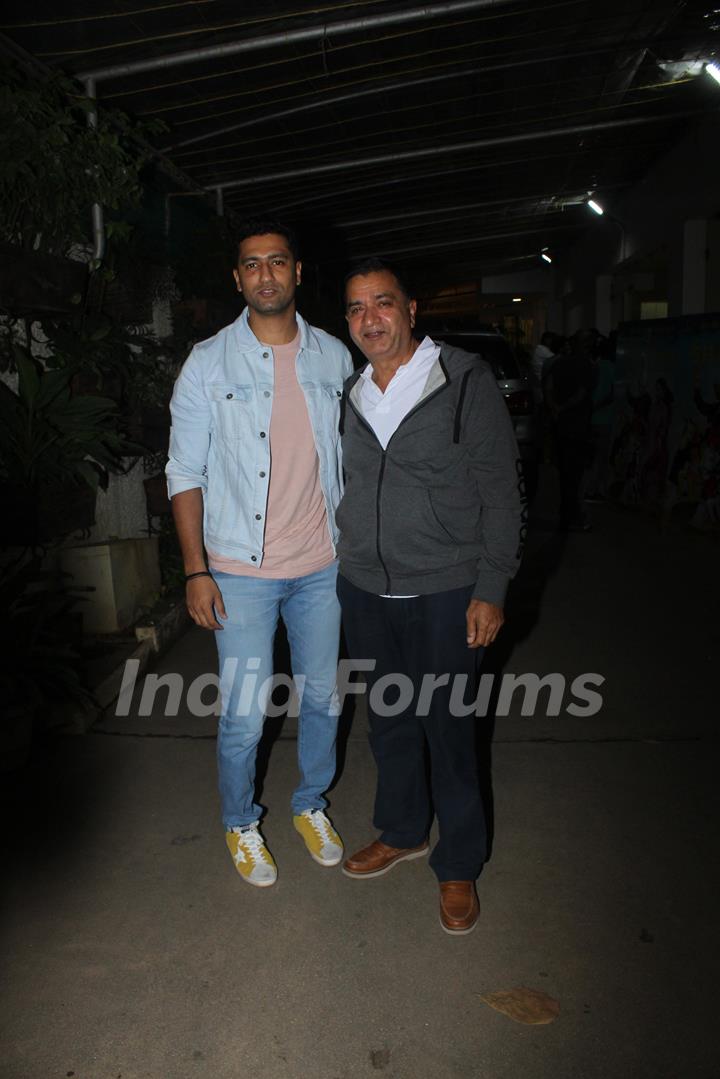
[335,258,524,935]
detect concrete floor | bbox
[2,486,719,1079]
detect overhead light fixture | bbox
[587,198,605,215]
[706,62,720,85]
[541,252,552,264]
[512,297,522,303]
[657,59,705,79]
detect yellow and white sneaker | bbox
[225,823,277,887]
[293,809,344,867]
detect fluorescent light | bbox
[587,199,604,215]
[706,62,720,85]
[512,297,522,303]
[541,252,552,263]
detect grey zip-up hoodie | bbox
[335,343,526,605]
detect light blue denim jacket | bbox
[166,309,353,567]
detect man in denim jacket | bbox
[166,220,352,886]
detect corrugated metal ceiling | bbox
[2,0,718,286]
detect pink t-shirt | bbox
[208,328,335,578]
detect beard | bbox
[245,288,295,316]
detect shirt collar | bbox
[360,335,437,381]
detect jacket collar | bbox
[231,307,321,354]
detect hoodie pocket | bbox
[335,481,378,566]
[428,489,481,545]
[381,486,480,575]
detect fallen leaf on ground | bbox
[479,986,560,1024]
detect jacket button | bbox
[262,351,270,359]
[259,471,266,478]
[264,390,270,397]
[260,431,266,438]
[255,513,262,520]
[336,390,342,397]
[226,393,233,399]
[251,555,257,562]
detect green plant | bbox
[0,60,163,258]
[42,312,148,382]
[0,344,138,493]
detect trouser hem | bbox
[433,866,484,883]
[380,831,429,849]
[223,817,260,831]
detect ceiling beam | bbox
[79,0,524,82]
[341,224,578,261]
[164,40,645,154]
[213,109,702,191]
[338,190,610,228]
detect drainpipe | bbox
[83,76,106,267]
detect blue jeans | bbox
[213,561,341,829]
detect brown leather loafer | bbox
[439,881,480,935]
[342,839,429,879]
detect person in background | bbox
[584,334,615,502]
[546,330,595,531]
[638,377,674,504]
[531,330,557,404]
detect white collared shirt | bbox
[359,335,441,450]
[358,335,441,596]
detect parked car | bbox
[430,328,541,500]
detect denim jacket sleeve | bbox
[166,349,210,497]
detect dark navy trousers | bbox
[337,575,487,882]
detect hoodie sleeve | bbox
[461,363,526,606]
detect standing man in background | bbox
[531,330,557,404]
[166,220,352,887]
[546,329,595,531]
[336,258,524,935]
[584,335,615,502]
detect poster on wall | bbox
[609,313,720,530]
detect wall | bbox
[482,112,720,342]
[553,113,720,333]
[89,458,154,543]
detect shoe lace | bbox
[307,810,334,845]
[235,825,269,865]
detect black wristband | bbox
[185,570,212,583]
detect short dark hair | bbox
[343,257,413,301]
[236,218,300,261]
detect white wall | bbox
[89,458,154,543]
